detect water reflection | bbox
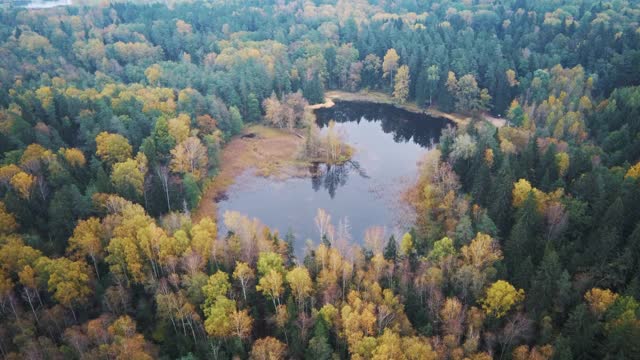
[310,160,368,198]
[315,100,449,147]
[217,101,451,252]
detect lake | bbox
[8,0,71,9]
[217,101,451,255]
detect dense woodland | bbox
[1,0,640,358]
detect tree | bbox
[449,134,478,161]
[584,288,618,316]
[257,269,284,310]
[111,158,145,200]
[202,270,231,306]
[512,179,537,208]
[314,208,332,243]
[67,217,104,279]
[11,171,35,199]
[382,49,400,88]
[107,316,155,359]
[189,217,217,269]
[426,65,440,105]
[461,233,503,269]
[196,114,218,135]
[481,280,525,318]
[263,93,283,128]
[428,237,456,262]
[247,93,261,122]
[203,295,236,338]
[555,152,570,177]
[363,54,382,89]
[145,64,162,85]
[170,137,208,180]
[446,73,491,114]
[626,161,640,179]
[393,65,410,104]
[257,252,285,276]
[233,261,255,301]
[303,72,324,104]
[230,308,253,339]
[152,117,176,158]
[506,69,519,87]
[168,114,191,144]
[383,235,397,261]
[95,132,133,166]
[507,100,525,126]
[229,106,244,135]
[18,265,40,322]
[400,232,413,256]
[250,337,287,360]
[440,297,465,340]
[37,257,92,319]
[306,317,332,360]
[286,267,313,310]
[372,329,404,359]
[62,148,86,167]
[0,201,18,235]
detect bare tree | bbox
[314,208,331,242]
[364,226,385,255]
[156,165,171,212]
[497,313,533,360]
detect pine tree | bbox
[506,192,541,274]
[489,157,515,234]
[303,73,324,104]
[246,93,261,123]
[384,235,397,262]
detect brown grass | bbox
[194,125,307,221]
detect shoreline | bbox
[196,93,505,220]
[311,90,506,128]
[194,125,309,221]
[194,124,353,221]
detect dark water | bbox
[11,0,71,9]
[217,101,451,254]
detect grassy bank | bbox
[194,125,308,220]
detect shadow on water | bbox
[309,160,368,199]
[310,100,449,197]
[315,100,450,147]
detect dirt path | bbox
[194,125,307,221]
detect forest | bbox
[1,0,640,358]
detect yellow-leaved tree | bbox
[0,201,18,235]
[286,266,313,310]
[11,171,35,199]
[62,147,86,167]
[584,287,618,316]
[67,217,105,279]
[393,65,410,103]
[36,257,92,320]
[626,161,640,179]
[170,136,208,180]
[95,132,132,166]
[481,280,524,318]
[382,48,400,87]
[233,261,255,301]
